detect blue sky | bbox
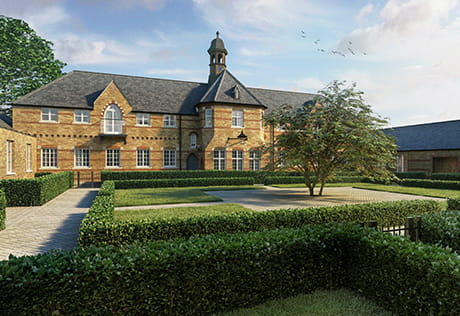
[3,0,460,127]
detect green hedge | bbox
[4,224,460,315]
[400,179,460,190]
[431,172,460,181]
[394,171,427,179]
[114,177,255,189]
[102,170,294,183]
[0,190,5,230]
[0,172,74,206]
[34,171,52,178]
[447,197,460,210]
[419,210,460,252]
[264,175,367,185]
[80,184,442,246]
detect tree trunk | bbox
[309,186,315,196]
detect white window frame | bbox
[26,143,32,172]
[106,149,120,168]
[190,133,197,149]
[74,110,90,124]
[249,150,261,171]
[137,149,150,167]
[41,108,58,122]
[136,113,150,126]
[6,140,14,174]
[214,149,226,170]
[163,149,176,168]
[205,109,213,127]
[232,150,243,171]
[41,148,58,168]
[103,105,123,134]
[163,115,176,128]
[74,148,90,168]
[232,110,244,128]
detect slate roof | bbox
[12,70,316,115]
[0,114,13,130]
[384,120,460,151]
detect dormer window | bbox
[233,85,240,99]
[103,104,123,134]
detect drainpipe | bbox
[179,115,183,170]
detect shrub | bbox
[394,171,427,179]
[0,190,5,230]
[400,179,460,190]
[80,190,442,246]
[431,173,460,181]
[34,171,52,178]
[0,172,73,206]
[264,175,367,185]
[419,210,460,252]
[114,177,255,189]
[3,224,460,315]
[447,197,460,210]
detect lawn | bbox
[115,185,263,207]
[216,289,392,316]
[114,203,254,221]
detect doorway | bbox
[187,154,199,170]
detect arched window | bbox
[218,54,222,63]
[190,133,198,148]
[103,104,122,134]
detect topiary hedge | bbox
[79,183,442,246]
[3,224,460,315]
[114,177,255,189]
[400,179,460,190]
[0,172,74,206]
[419,210,460,252]
[0,190,5,230]
[431,173,460,181]
[394,171,427,179]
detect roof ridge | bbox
[199,71,224,103]
[214,70,226,100]
[225,70,263,106]
[248,85,317,96]
[390,119,460,129]
[72,70,207,86]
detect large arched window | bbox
[103,104,122,134]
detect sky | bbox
[2,0,460,127]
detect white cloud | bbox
[356,3,374,22]
[290,77,325,93]
[77,0,165,11]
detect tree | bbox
[265,80,396,196]
[0,15,66,114]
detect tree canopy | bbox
[265,80,396,196]
[0,15,66,111]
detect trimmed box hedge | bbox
[79,182,442,246]
[264,175,367,185]
[394,171,427,179]
[3,224,460,315]
[0,190,5,230]
[0,172,74,206]
[431,173,460,181]
[419,210,460,252]
[447,197,460,210]
[400,178,460,190]
[113,177,255,189]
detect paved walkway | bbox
[0,188,98,261]
[115,186,444,212]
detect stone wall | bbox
[398,150,460,174]
[0,127,36,179]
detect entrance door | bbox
[187,154,198,170]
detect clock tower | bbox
[208,31,228,84]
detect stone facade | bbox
[0,127,36,179]
[397,150,460,174]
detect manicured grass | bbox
[114,203,254,221]
[115,186,263,207]
[351,183,460,199]
[216,289,392,316]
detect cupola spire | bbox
[208,31,228,84]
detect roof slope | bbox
[384,120,460,151]
[12,70,316,114]
[0,114,13,130]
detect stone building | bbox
[0,114,36,179]
[10,33,314,174]
[385,120,460,174]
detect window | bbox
[106,149,120,167]
[6,140,13,174]
[163,150,176,168]
[41,108,58,122]
[137,149,150,167]
[232,150,243,170]
[190,133,197,148]
[232,110,244,128]
[26,144,32,172]
[205,109,213,127]
[74,110,90,123]
[42,148,58,168]
[75,148,90,168]
[214,150,226,170]
[249,150,261,171]
[103,104,123,134]
[136,113,150,126]
[163,115,176,128]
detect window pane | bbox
[137,149,150,167]
[75,149,90,167]
[249,150,260,171]
[232,110,243,128]
[232,150,243,170]
[164,150,176,167]
[213,150,225,170]
[42,148,57,168]
[106,149,120,167]
[205,109,213,127]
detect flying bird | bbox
[348,47,355,55]
[314,39,320,44]
[348,41,353,45]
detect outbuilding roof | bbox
[384,119,460,151]
[12,70,316,115]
